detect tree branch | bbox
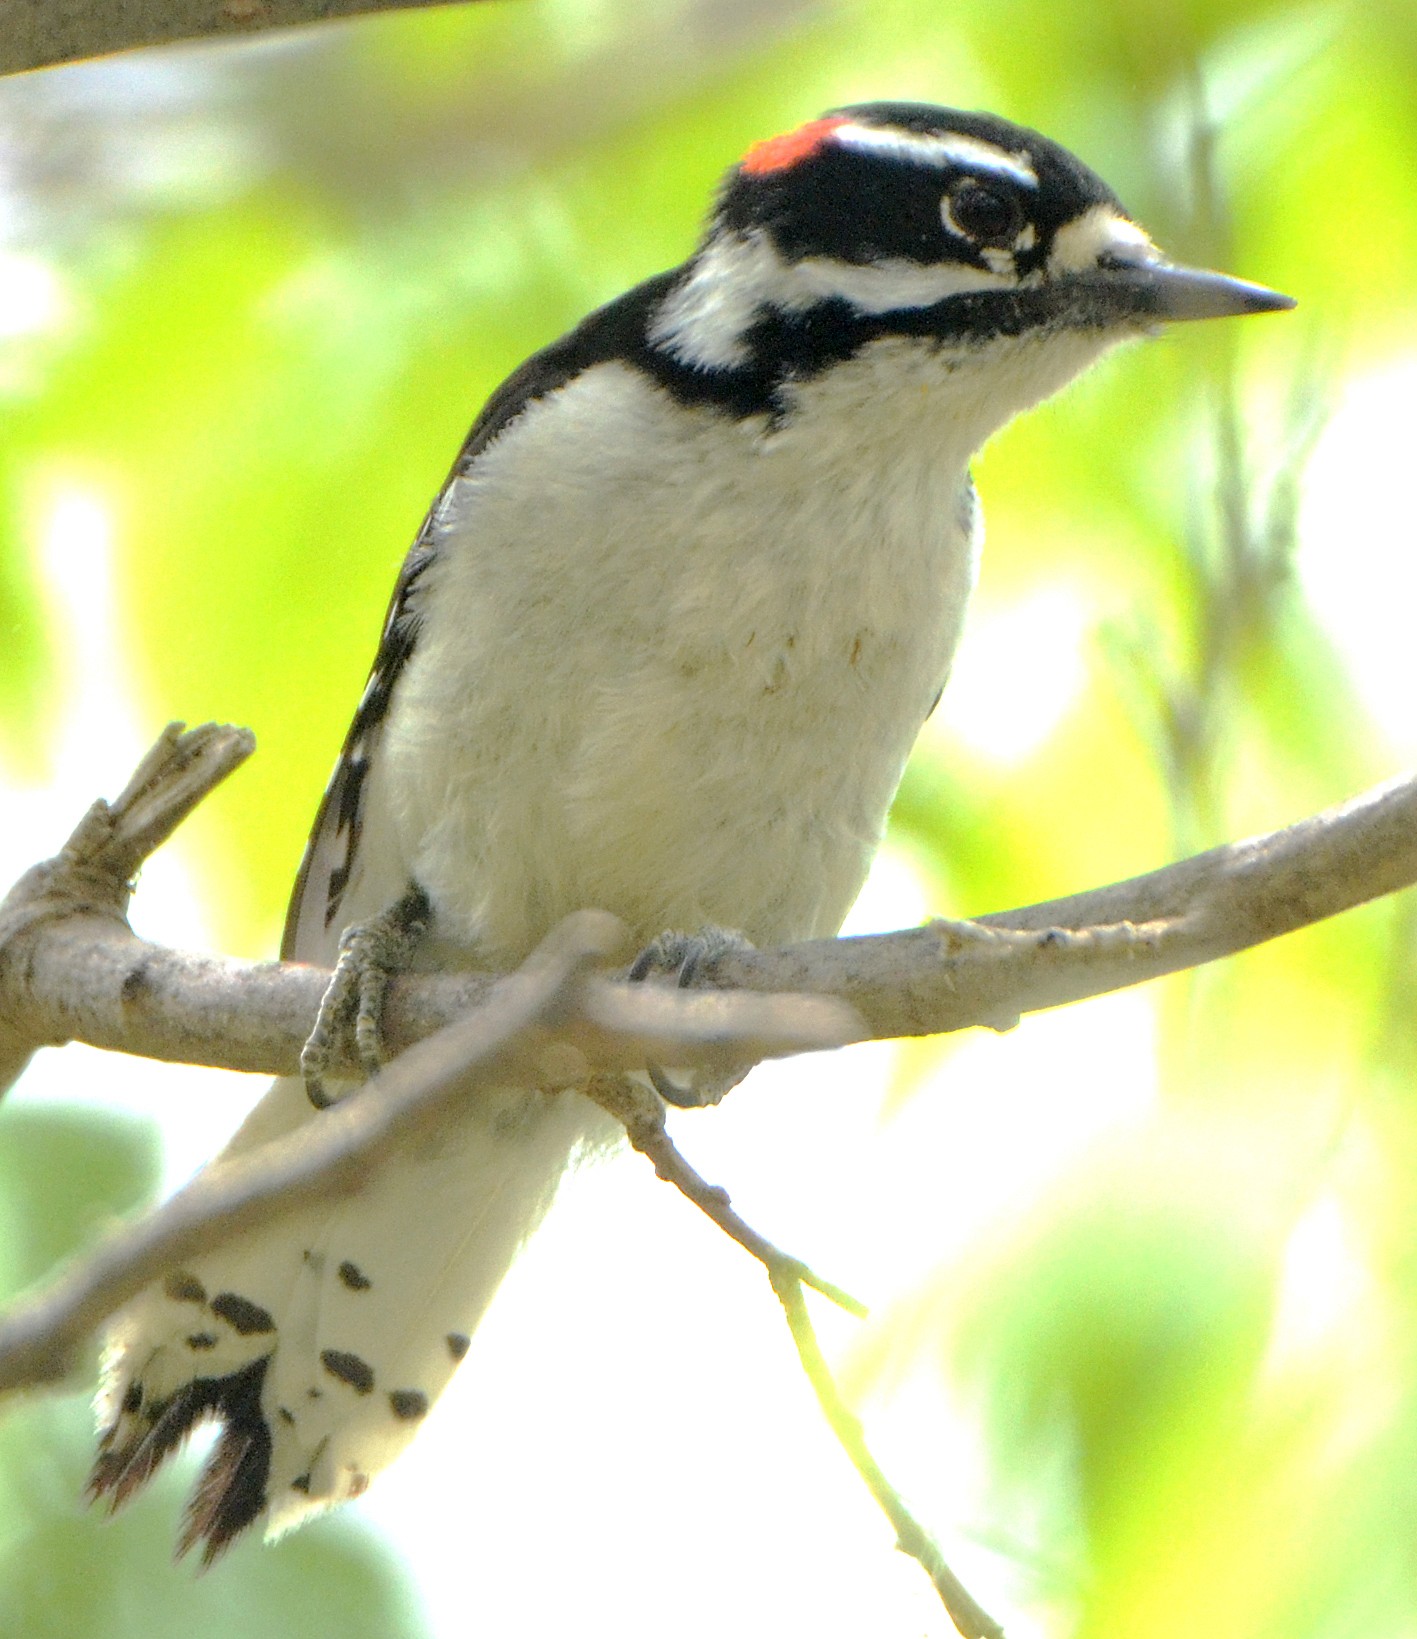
[3,0,494,78]
[0,904,981,1636]
[0,910,850,1397]
[4,726,1415,1091]
[0,723,860,1095]
[709,765,1417,1038]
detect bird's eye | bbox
[944,180,1025,248]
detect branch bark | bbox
[0,911,629,1395]
[3,0,490,77]
[4,726,1415,1090]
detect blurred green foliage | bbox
[2,0,1417,1635]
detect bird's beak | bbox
[1099,258,1296,322]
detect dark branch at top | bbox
[3,0,488,78]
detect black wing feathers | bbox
[281,540,435,959]
[279,271,683,958]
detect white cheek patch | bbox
[795,254,1014,310]
[832,121,1039,189]
[1049,205,1158,273]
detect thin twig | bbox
[592,1071,1001,1639]
[592,1072,865,1315]
[0,722,255,1093]
[0,722,254,940]
[1114,74,1326,856]
[0,910,855,1398]
[771,1273,1004,1639]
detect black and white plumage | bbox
[90,103,1292,1558]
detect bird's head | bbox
[647,102,1292,428]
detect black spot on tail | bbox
[321,1349,375,1394]
[388,1389,428,1421]
[210,1293,276,1335]
[337,1261,372,1291]
[446,1332,470,1362]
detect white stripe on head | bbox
[648,232,790,369]
[648,231,1016,371]
[831,122,1039,188]
[792,253,1013,312]
[1048,205,1157,273]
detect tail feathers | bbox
[177,1359,274,1563]
[92,1083,613,1557]
[90,1356,273,1565]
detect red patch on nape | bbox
[740,115,849,176]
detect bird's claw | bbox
[301,884,430,1109]
[629,926,754,1108]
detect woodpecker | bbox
[90,102,1292,1559]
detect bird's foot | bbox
[629,925,755,1108]
[301,883,431,1109]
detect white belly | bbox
[382,348,981,962]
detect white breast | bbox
[383,337,995,962]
